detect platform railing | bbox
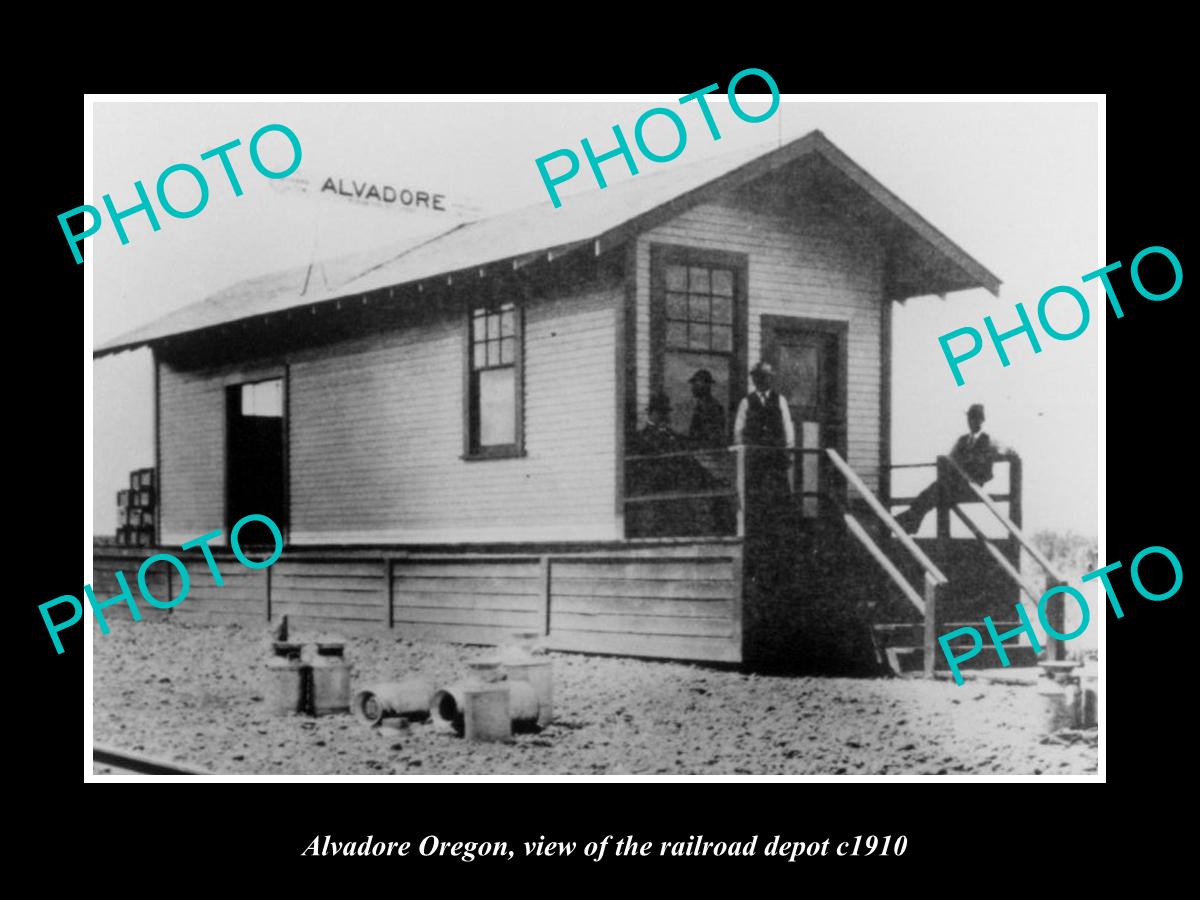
[824,448,949,677]
[941,454,1068,659]
[623,445,826,540]
[623,447,740,539]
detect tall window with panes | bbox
[652,248,744,444]
[466,300,522,458]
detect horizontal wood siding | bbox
[91,541,743,663]
[392,557,544,643]
[287,284,620,543]
[636,199,885,491]
[91,548,266,625]
[158,359,226,544]
[271,559,387,627]
[90,550,172,624]
[171,556,267,625]
[547,548,741,663]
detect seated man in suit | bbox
[895,404,1009,534]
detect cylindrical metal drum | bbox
[500,631,546,662]
[508,679,540,732]
[430,683,468,735]
[463,683,512,742]
[466,659,505,683]
[266,656,308,715]
[1036,681,1073,733]
[352,679,435,726]
[310,643,351,715]
[1080,666,1098,728]
[503,658,553,728]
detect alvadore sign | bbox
[319,176,446,211]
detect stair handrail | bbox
[839,510,926,615]
[950,503,1040,603]
[824,448,949,587]
[941,455,1064,584]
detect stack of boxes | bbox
[116,467,156,546]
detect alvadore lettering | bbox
[58,124,302,265]
[319,177,445,211]
[535,67,780,209]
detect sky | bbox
[90,98,1099,538]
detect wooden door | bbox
[762,317,847,517]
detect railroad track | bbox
[93,743,213,775]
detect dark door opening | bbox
[226,378,285,539]
[761,317,847,518]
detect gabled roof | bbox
[94,130,1001,359]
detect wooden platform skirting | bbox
[91,540,745,664]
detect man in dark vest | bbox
[733,361,796,527]
[895,403,1006,534]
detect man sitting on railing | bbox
[895,403,1010,534]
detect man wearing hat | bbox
[733,361,796,453]
[895,403,1002,534]
[687,369,727,449]
[628,392,690,535]
[733,361,796,526]
[633,391,685,457]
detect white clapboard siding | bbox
[159,362,227,543]
[286,282,620,543]
[635,199,885,491]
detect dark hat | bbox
[647,392,673,414]
[688,369,715,385]
[750,360,774,377]
[967,403,985,417]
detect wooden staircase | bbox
[823,449,1061,678]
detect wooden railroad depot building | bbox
[94,131,1063,674]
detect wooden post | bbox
[923,573,939,678]
[1008,455,1023,563]
[735,445,747,539]
[386,557,395,629]
[935,455,951,542]
[539,556,552,636]
[1008,455,1023,528]
[1045,577,1068,661]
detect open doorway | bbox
[226,377,286,538]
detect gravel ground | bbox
[92,619,1097,776]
